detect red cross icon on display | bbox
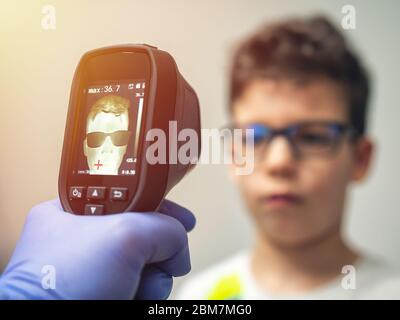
[94,160,103,170]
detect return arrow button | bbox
[110,188,128,201]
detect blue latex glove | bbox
[0,198,195,299]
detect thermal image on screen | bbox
[77,81,145,176]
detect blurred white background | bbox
[0,0,399,298]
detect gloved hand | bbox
[0,198,195,300]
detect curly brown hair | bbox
[229,15,370,136]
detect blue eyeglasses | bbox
[228,121,358,160]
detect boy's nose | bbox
[101,136,114,153]
[261,136,297,178]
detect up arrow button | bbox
[87,187,106,199]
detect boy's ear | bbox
[351,137,374,183]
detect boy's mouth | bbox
[262,192,303,209]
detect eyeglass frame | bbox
[223,120,361,160]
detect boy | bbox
[177,15,400,299]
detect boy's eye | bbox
[295,130,334,146]
[245,124,270,145]
[253,132,267,144]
